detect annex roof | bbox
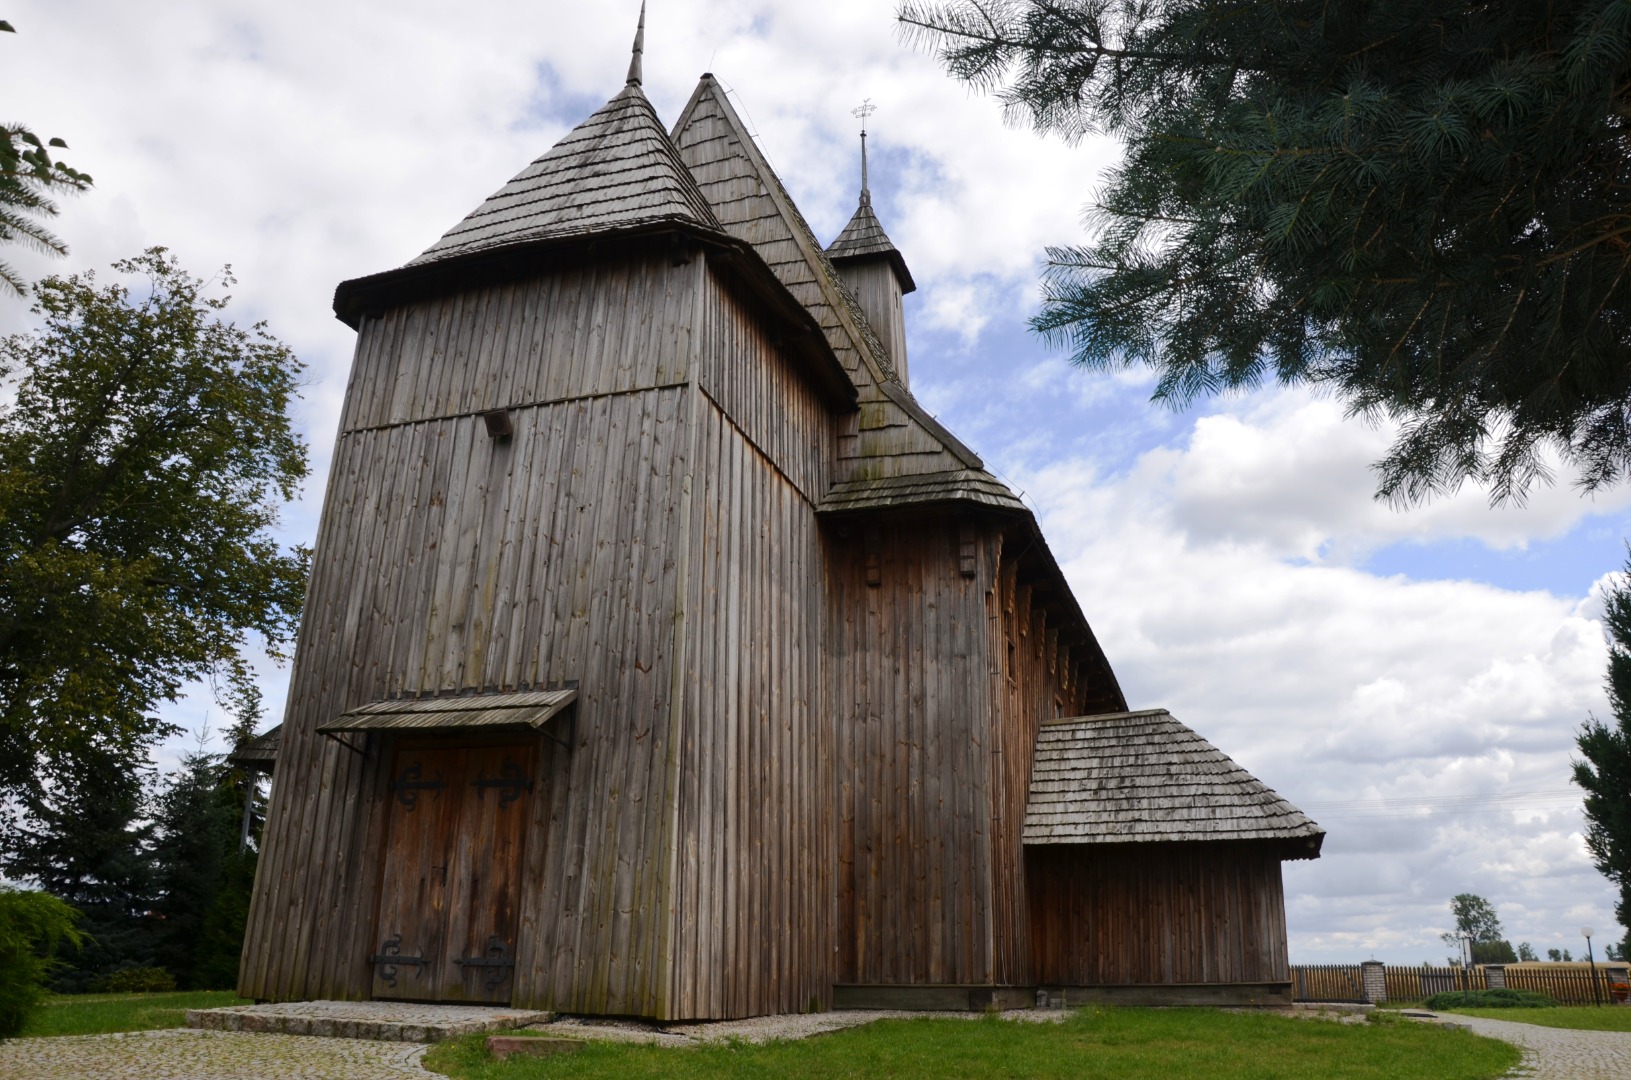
[408,84,722,267]
[228,724,282,771]
[1023,709,1324,858]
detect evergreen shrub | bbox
[1425,988,1557,1009]
[92,967,176,994]
[0,887,81,1037]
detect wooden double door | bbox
[370,738,536,1003]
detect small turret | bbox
[825,104,916,385]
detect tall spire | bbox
[852,99,875,207]
[627,1,646,87]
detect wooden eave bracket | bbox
[322,729,370,758]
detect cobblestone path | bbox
[0,1027,435,1079]
[1442,1014,1631,1079]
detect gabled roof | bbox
[670,75,902,389]
[1023,709,1324,858]
[229,724,282,772]
[409,83,723,266]
[827,200,916,293]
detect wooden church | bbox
[238,15,1323,1019]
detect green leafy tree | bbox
[0,751,156,992]
[901,0,1631,504]
[0,249,309,816]
[1574,549,1631,963]
[0,886,80,1037]
[0,19,92,296]
[1439,893,1519,964]
[1518,941,1537,962]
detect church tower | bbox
[824,109,917,385]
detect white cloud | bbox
[991,423,1618,961]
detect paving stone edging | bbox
[187,1000,551,1044]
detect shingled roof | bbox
[1024,709,1324,858]
[409,83,722,267]
[826,199,915,293]
[819,467,1023,514]
[228,724,282,772]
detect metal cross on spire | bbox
[852,99,876,206]
[627,0,647,87]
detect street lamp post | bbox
[1462,934,1475,1005]
[1584,927,1603,1007]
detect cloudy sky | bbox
[5,0,1629,965]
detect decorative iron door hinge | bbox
[368,933,427,988]
[457,935,516,990]
[472,760,534,808]
[391,762,446,810]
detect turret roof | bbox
[827,200,915,293]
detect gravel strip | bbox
[0,1027,435,1080]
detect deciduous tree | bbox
[1440,893,1518,964]
[0,249,308,817]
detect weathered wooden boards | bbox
[824,515,1100,989]
[1025,843,1290,986]
[243,256,697,1015]
[663,271,834,1017]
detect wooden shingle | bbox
[411,84,722,266]
[826,200,915,293]
[1023,709,1324,856]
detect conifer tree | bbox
[1575,552,1631,962]
[0,19,92,295]
[0,751,156,992]
[901,0,1631,504]
[149,748,257,990]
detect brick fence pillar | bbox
[1484,965,1505,990]
[1361,961,1387,1003]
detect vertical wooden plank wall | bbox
[828,513,1001,986]
[241,255,699,1016]
[1025,843,1290,985]
[985,535,1099,987]
[665,270,834,1018]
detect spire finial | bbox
[627,1,646,86]
[852,99,876,207]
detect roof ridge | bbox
[669,75,901,386]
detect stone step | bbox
[186,1000,552,1043]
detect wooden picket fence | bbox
[1290,964,1366,1002]
[1292,963,1631,1005]
[1385,964,1477,1002]
[1502,965,1629,1005]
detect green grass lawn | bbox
[1441,1005,1631,1032]
[19,990,248,1038]
[424,1008,1520,1080]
